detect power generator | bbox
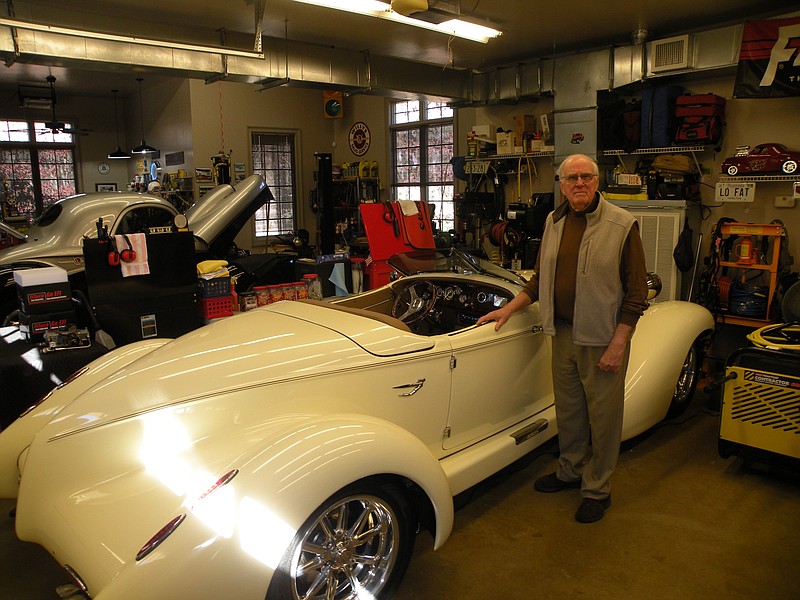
[718,344,800,467]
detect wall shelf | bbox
[717,174,798,183]
[468,150,555,161]
[602,145,706,156]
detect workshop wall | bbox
[188,79,336,251]
[121,78,193,191]
[460,73,800,271]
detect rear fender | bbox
[624,301,714,438]
[0,338,170,498]
[236,414,454,558]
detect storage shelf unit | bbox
[716,222,783,327]
[473,150,555,160]
[603,145,706,174]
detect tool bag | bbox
[674,93,726,145]
[640,85,682,148]
[621,100,642,152]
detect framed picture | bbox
[95,183,118,192]
[195,168,213,182]
[234,162,246,173]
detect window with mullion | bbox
[251,131,297,237]
[0,120,77,220]
[391,101,454,234]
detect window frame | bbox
[250,129,299,240]
[0,119,78,220]
[389,100,455,235]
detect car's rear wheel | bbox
[268,481,415,600]
[781,160,797,174]
[726,164,739,176]
[667,344,700,418]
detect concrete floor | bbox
[1,397,799,600]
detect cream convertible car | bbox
[0,249,713,600]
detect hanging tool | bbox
[383,202,400,237]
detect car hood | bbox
[185,174,271,256]
[37,301,432,441]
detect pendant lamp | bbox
[131,78,158,155]
[107,89,131,159]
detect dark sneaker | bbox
[534,472,581,493]
[575,496,612,523]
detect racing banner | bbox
[734,17,800,98]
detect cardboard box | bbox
[18,309,76,344]
[514,114,537,146]
[471,124,497,141]
[539,113,552,141]
[616,173,643,186]
[496,131,515,155]
[14,267,72,315]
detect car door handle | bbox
[532,325,543,334]
[393,378,426,396]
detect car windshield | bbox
[388,247,527,286]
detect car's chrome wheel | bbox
[667,344,699,418]
[726,164,739,176]
[269,482,415,600]
[781,160,797,174]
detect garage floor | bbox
[1,394,798,600]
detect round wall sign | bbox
[348,121,371,156]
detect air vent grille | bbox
[731,382,800,432]
[651,35,690,73]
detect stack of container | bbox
[14,266,75,344]
[197,276,234,321]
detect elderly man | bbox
[477,154,648,523]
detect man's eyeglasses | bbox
[562,173,597,184]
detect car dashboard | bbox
[397,278,513,335]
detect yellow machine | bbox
[718,340,800,466]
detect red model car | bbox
[721,143,800,176]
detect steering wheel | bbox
[392,281,437,324]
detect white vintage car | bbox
[0,249,714,600]
[0,175,282,320]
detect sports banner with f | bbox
[734,17,800,98]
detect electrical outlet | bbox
[774,195,796,208]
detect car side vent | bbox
[650,35,690,73]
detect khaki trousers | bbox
[551,320,628,500]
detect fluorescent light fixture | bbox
[0,17,264,59]
[292,0,501,43]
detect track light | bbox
[131,78,158,155]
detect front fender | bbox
[0,338,170,498]
[238,413,455,554]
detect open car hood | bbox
[185,175,272,255]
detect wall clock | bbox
[348,122,371,156]
[97,161,111,175]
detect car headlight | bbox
[646,272,662,301]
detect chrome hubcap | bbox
[291,495,398,599]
